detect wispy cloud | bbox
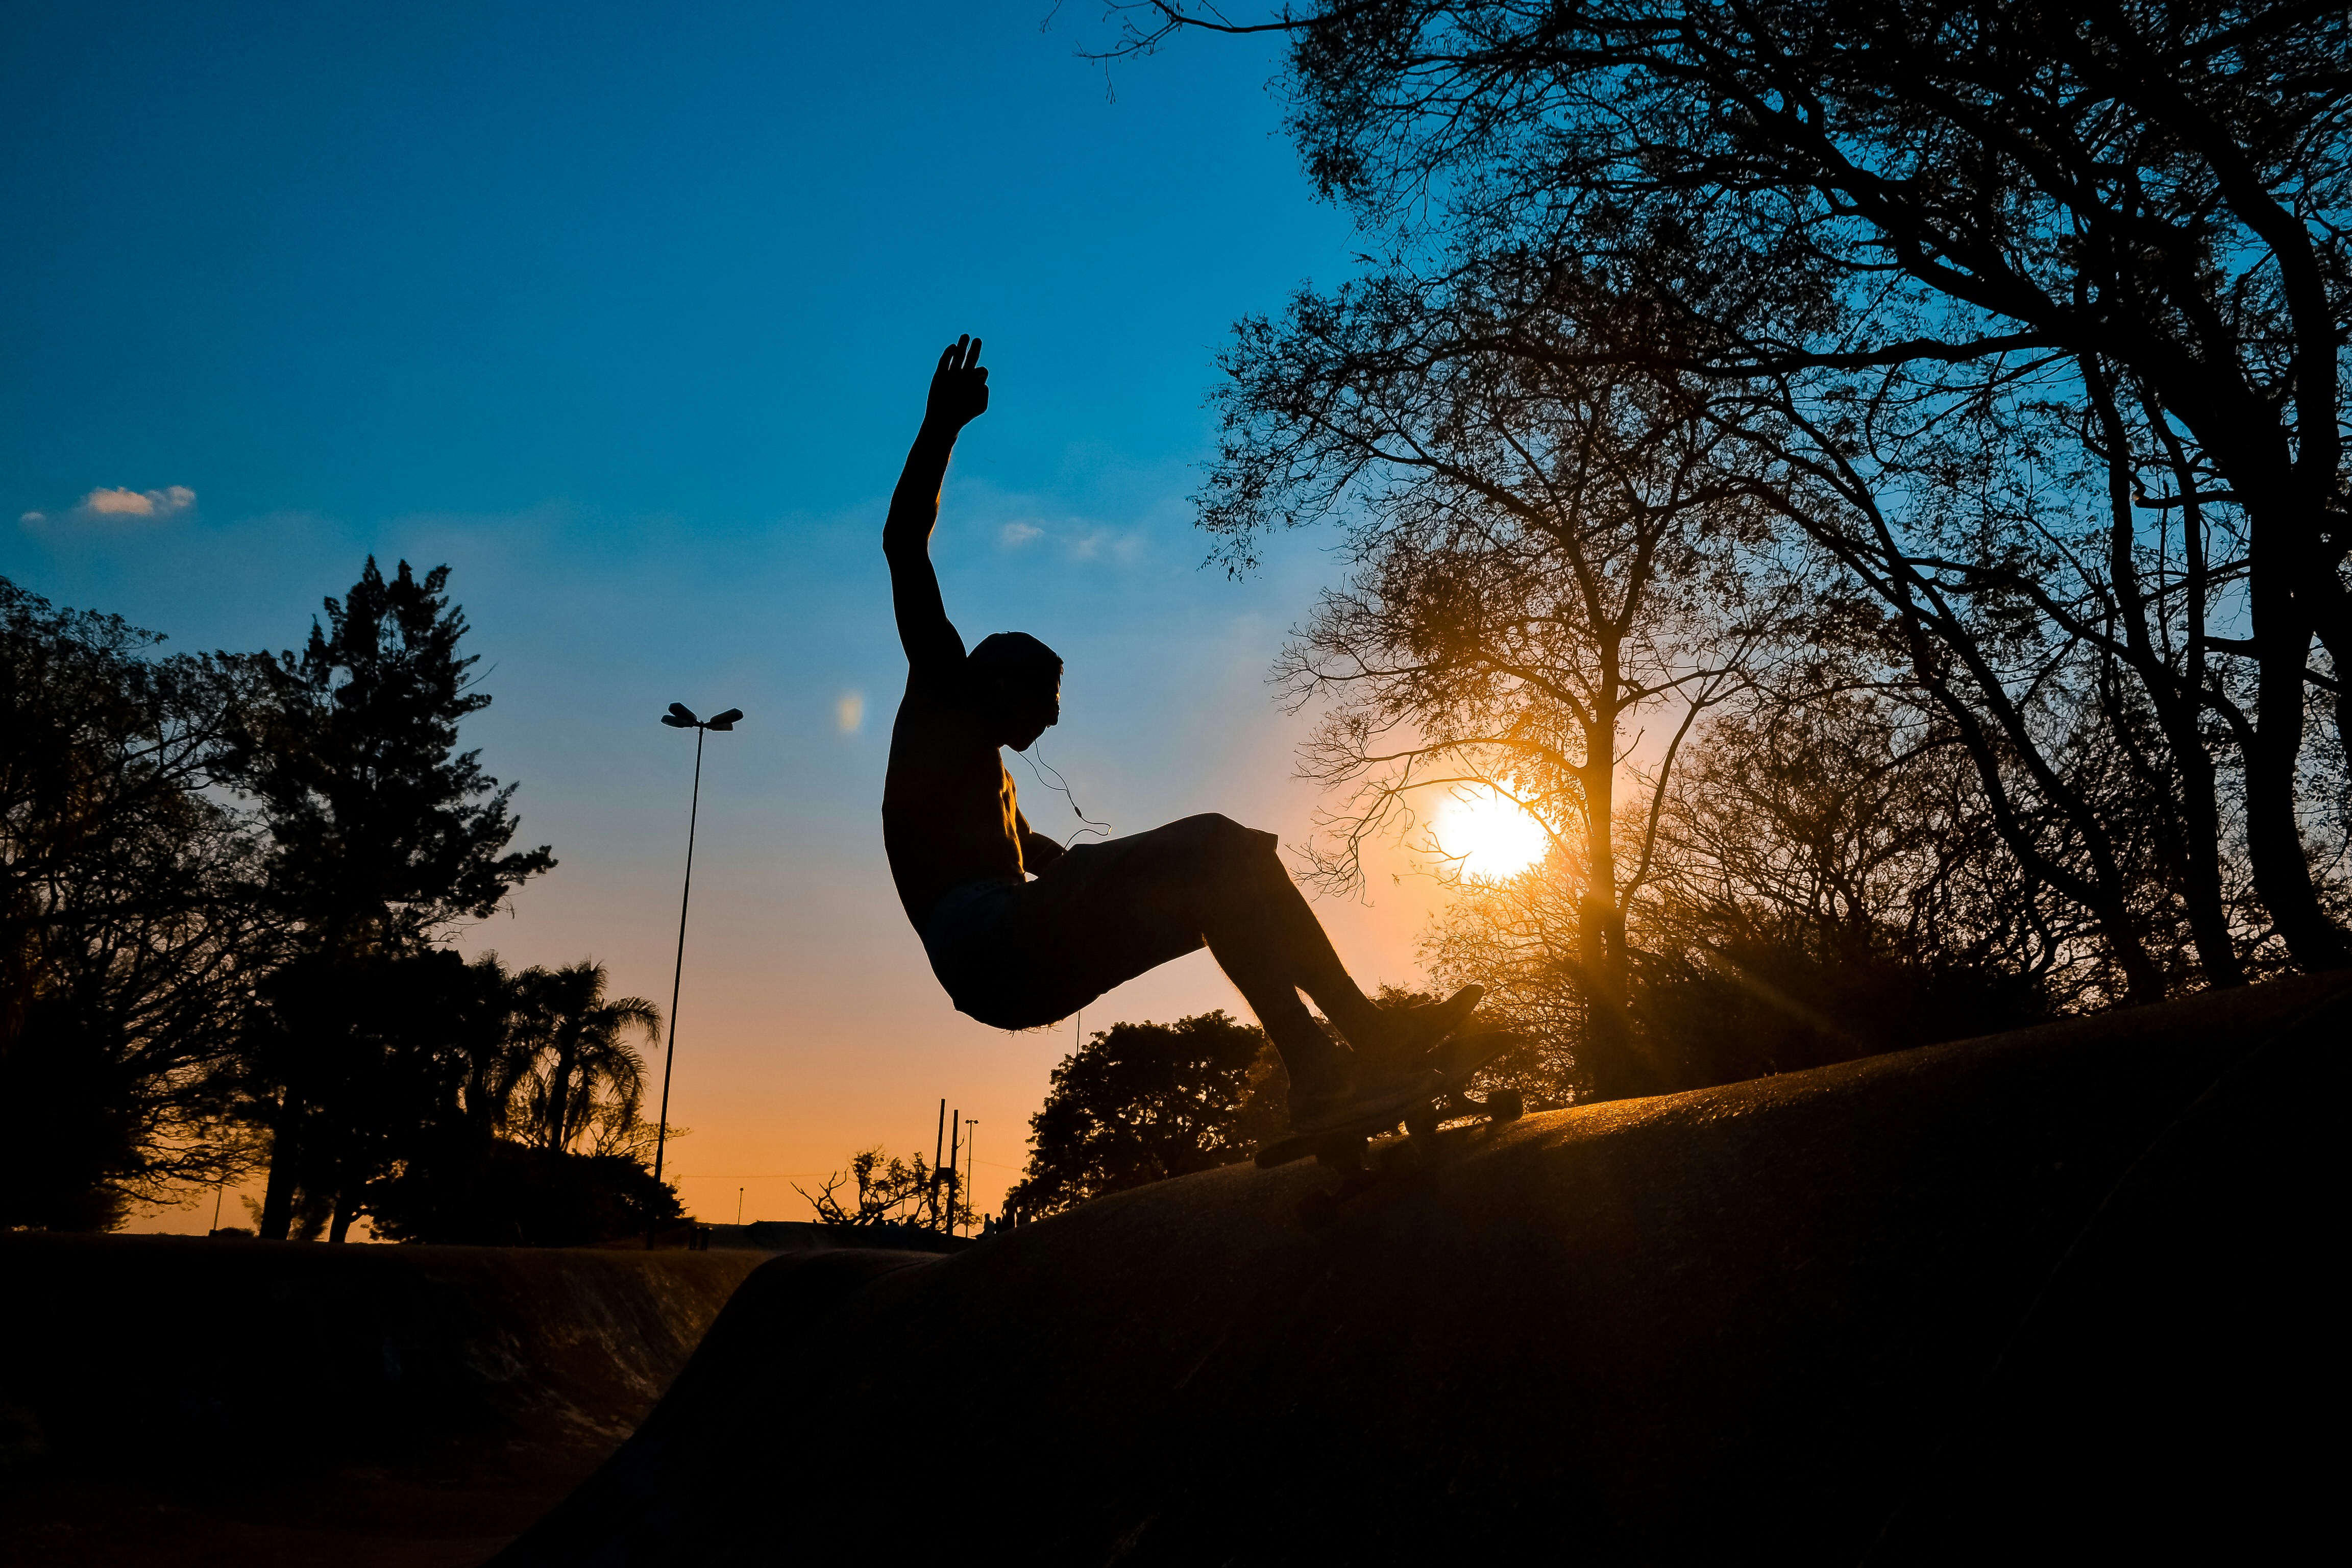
[20,484,197,525]
[944,474,1165,570]
[836,690,865,734]
[1067,528,1143,565]
[987,515,1145,565]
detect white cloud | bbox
[836,690,865,734]
[998,521,1043,548]
[67,484,197,521]
[1067,528,1143,565]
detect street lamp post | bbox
[651,701,741,1237]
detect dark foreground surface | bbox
[500,973,2345,1565]
[0,1238,768,1566]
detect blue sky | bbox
[2,1,1455,1226]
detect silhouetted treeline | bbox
[1147,0,2348,1096]
[2,564,679,1241]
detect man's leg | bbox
[1180,821,1400,1078]
[1019,814,1456,1104]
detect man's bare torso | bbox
[881,669,1028,924]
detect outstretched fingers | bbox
[922,334,991,427]
[937,335,983,371]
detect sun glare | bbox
[1431,783,1551,880]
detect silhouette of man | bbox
[883,337,1477,1132]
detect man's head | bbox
[967,631,1062,749]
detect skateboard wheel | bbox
[1487,1088,1524,1121]
[1296,1190,1340,1230]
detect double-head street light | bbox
[652,702,742,1207]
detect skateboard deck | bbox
[1255,1028,1524,1172]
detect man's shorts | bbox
[916,817,1244,1030]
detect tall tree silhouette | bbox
[1,578,278,1229]
[230,558,552,1240]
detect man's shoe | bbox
[1353,984,1485,1077]
[1289,1066,1444,1136]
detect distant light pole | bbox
[932,1098,947,1231]
[945,1109,961,1235]
[651,701,742,1226]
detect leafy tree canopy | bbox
[1006,1011,1288,1218]
[2,577,277,1229]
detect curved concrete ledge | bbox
[503,973,2346,1565]
[0,1238,769,1564]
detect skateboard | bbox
[1255,1030,1526,1228]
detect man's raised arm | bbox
[883,335,990,675]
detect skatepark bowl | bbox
[5,972,2340,1564]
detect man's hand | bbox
[1020,828,1067,873]
[924,335,989,432]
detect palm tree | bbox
[510,961,662,1153]
[446,950,535,1138]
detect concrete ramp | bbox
[1,1238,770,1564]
[501,973,2344,1565]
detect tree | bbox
[418,948,540,1143]
[799,1147,975,1232]
[1003,1011,1288,1217]
[1124,0,2350,977]
[233,945,512,1240]
[366,1139,684,1247]
[1616,696,2056,1057]
[1716,363,2242,999]
[1425,692,2057,1098]
[228,557,553,1240]
[1209,277,1798,1088]
[509,961,660,1154]
[328,948,684,1246]
[1,578,279,1230]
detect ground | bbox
[7,972,2340,1564]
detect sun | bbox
[1430,783,1552,880]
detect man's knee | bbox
[1167,813,1282,872]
